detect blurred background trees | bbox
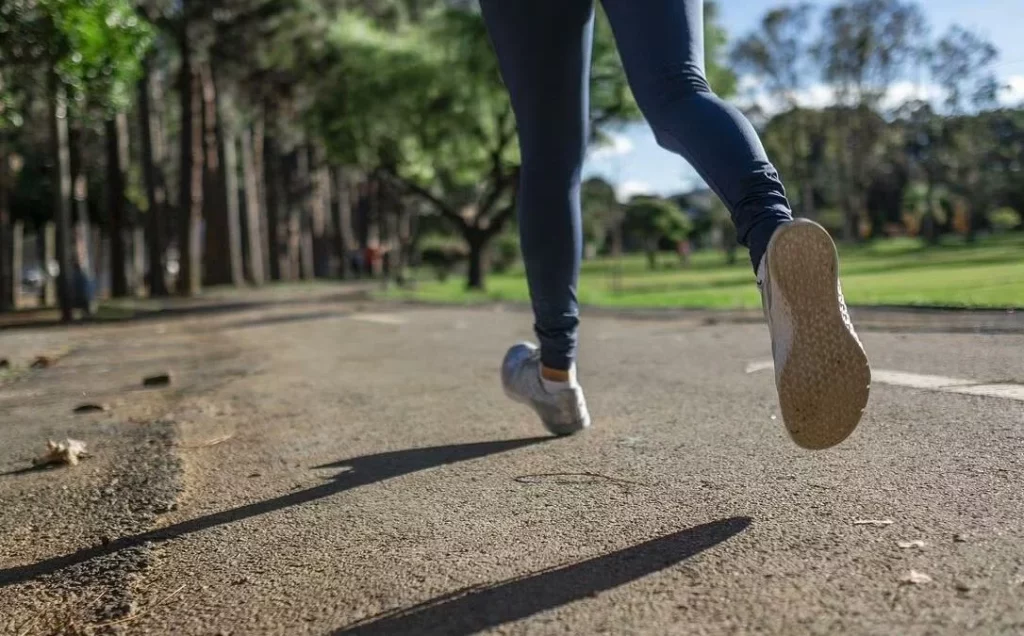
[0,0,1021,316]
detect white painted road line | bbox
[746,361,1024,403]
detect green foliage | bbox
[49,0,153,114]
[306,10,508,193]
[581,177,621,248]
[491,231,520,274]
[625,197,692,242]
[0,0,153,117]
[931,26,1000,113]
[731,4,813,104]
[815,0,927,107]
[591,8,641,123]
[298,4,640,287]
[305,5,642,181]
[703,1,738,96]
[623,196,692,267]
[418,233,467,281]
[989,207,1021,232]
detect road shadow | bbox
[334,517,751,635]
[0,465,56,477]
[0,437,549,587]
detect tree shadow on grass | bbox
[334,516,752,636]
[0,437,549,587]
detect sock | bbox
[540,364,578,393]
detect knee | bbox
[635,63,713,128]
[519,133,587,184]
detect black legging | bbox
[481,0,793,370]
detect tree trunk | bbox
[965,169,981,243]
[801,182,816,219]
[646,247,657,270]
[844,200,860,243]
[330,166,351,280]
[11,221,23,309]
[923,177,939,245]
[222,128,243,283]
[395,207,412,285]
[300,221,315,280]
[290,147,313,280]
[377,179,393,280]
[253,119,271,279]
[49,74,74,321]
[42,222,56,307]
[0,138,12,312]
[466,233,485,290]
[95,232,109,296]
[310,151,331,278]
[263,133,283,281]
[69,128,92,279]
[177,25,204,296]
[280,151,298,281]
[105,115,130,297]
[610,224,624,294]
[200,62,239,286]
[139,61,170,296]
[89,227,103,293]
[240,126,265,284]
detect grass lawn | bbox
[388,234,1024,310]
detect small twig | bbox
[514,472,649,488]
[181,433,235,450]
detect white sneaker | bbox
[758,219,871,450]
[501,343,590,436]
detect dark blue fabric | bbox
[480,0,793,370]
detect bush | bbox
[491,232,520,274]
[418,235,467,282]
[816,208,845,237]
[989,207,1022,232]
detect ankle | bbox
[540,364,578,393]
[541,365,571,382]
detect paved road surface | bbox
[1,293,1023,634]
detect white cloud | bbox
[615,179,653,202]
[588,132,635,160]
[735,79,833,115]
[1003,75,1024,105]
[792,84,836,110]
[739,74,1024,114]
[879,81,944,110]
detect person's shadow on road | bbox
[332,516,751,636]
[0,437,550,587]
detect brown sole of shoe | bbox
[766,220,871,450]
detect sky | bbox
[582,0,1024,201]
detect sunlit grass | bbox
[388,234,1024,309]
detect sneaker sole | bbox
[767,220,871,450]
[503,385,590,436]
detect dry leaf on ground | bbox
[33,439,91,467]
[897,540,927,549]
[901,570,933,585]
